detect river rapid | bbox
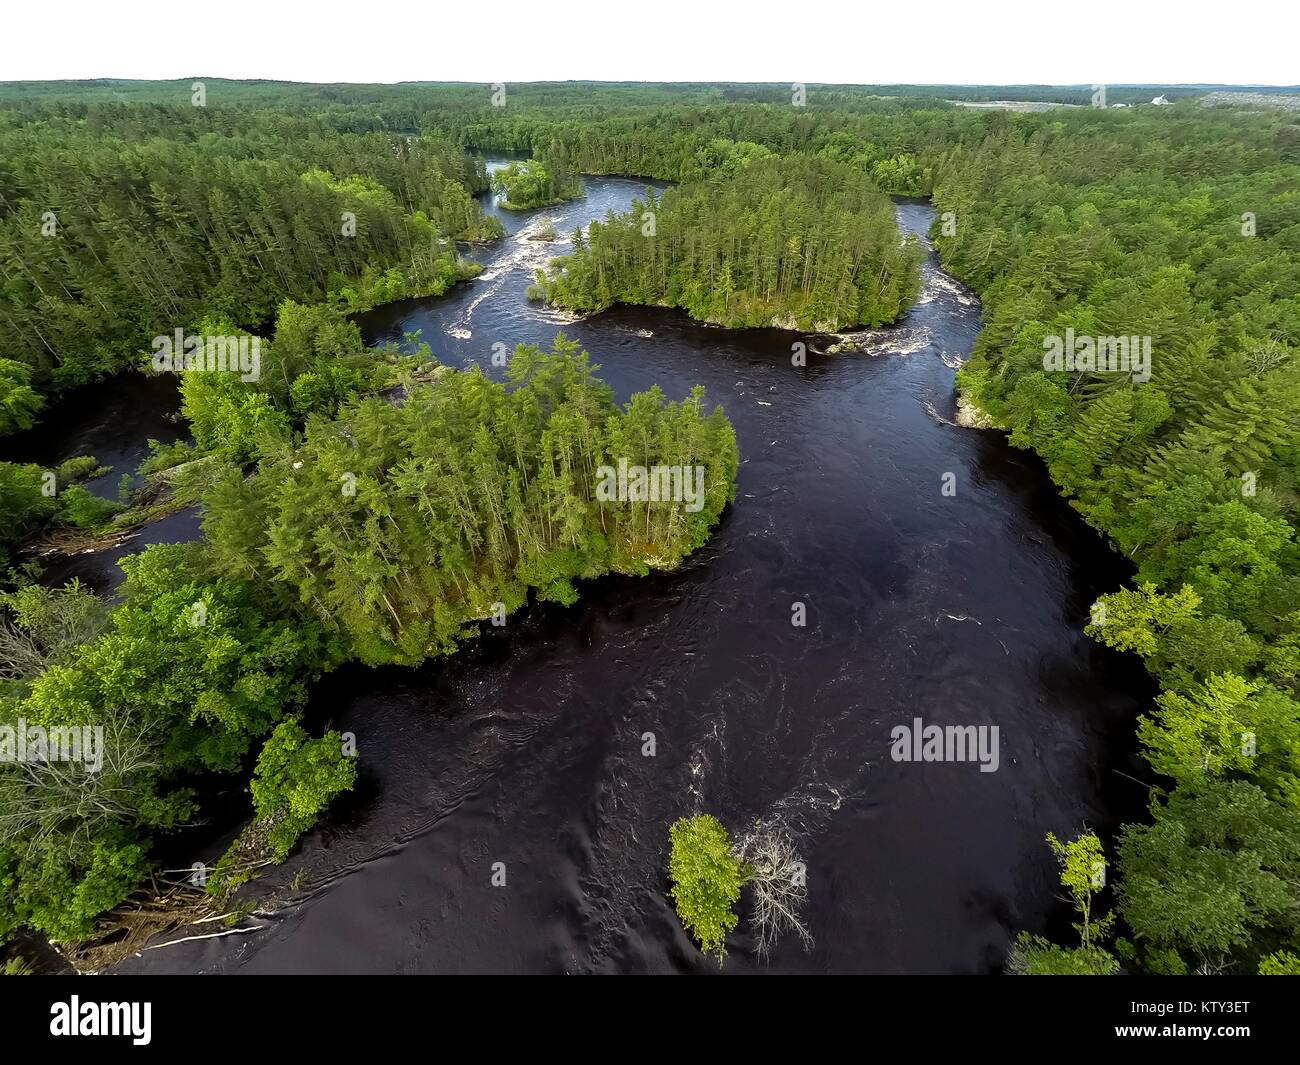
[37,165,1147,974]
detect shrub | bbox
[54,485,121,528]
[249,722,356,862]
[1006,933,1121,975]
[668,814,744,963]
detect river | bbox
[24,165,1148,973]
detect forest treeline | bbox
[444,101,958,192]
[0,301,738,939]
[535,153,923,330]
[11,80,1291,111]
[0,105,501,411]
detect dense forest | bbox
[0,106,501,407]
[1,78,1298,975]
[535,154,923,330]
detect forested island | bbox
[0,79,1298,978]
[533,154,923,330]
[491,157,582,209]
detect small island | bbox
[492,158,582,210]
[532,153,924,331]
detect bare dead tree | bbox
[732,822,813,962]
[0,618,51,680]
[0,708,162,859]
[0,581,108,681]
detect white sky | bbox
[2,0,1295,86]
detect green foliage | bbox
[88,543,334,771]
[202,336,739,665]
[1046,830,1116,950]
[667,814,744,963]
[0,463,59,556]
[1117,782,1300,968]
[2,954,34,975]
[0,580,108,685]
[538,155,922,330]
[1259,950,1300,974]
[180,370,291,466]
[51,485,120,529]
[0,541,336,939]
[0,830,152,942]
[178,302,432,464]
[1087,582,1201,659]
[1006,933,1121,975]
[0,108,497,401]
[248,722,356,862]
[54,456,106,484]
[1009,830,1119,974]
[871,153,926,196]
[0,360,43,435]
[137,439,197,479]
[0,457,122,569]
[1139,674,1300,803]
[491,159,581,209]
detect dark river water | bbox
[3,371,185,501]
[35,167,1149,974]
